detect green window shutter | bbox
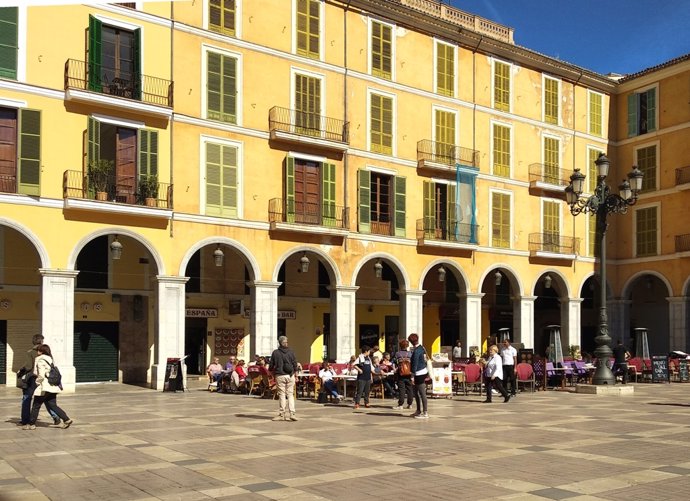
[370,93,392,154]
[88,15,102,92]
[205,142,237,218]
[297,0,320,59]
[138,129,158,177]
[222,55,237,123]
[494,61,510,112]
[393,176,406,237]
[205,143,222,215]
[285,156,295,223]
[436,42,454,97]
[544,78,558,124]
[423,180,434,239]
[322,162,336,227]
[493,124,510,177]
[207,52,237,123]
[132,28,141,100]
[209,0,236,36]
[371,21,391,79]
[87,116,100,165]
[589,92,602,136]
[223,144,237,218]
[447,183,457,236]
[0,7,18,79]
[17,109,40,196]
[543,137,559,183]
[646,88,656,132]
[627,93,638,137]
[358,169,370,233]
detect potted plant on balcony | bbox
[138,173,159,207]
[87,159,113,201]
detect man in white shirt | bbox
[500,339,518,396]
[452,340,463,362]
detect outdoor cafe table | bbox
[332,374,357,399]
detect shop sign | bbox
[186,308,218,318]
[278,310,296,320]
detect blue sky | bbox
[451,0,690,75]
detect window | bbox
[209,0,236,36]
[205,140,239,218]
[0,7,18,79]
[628,87,656,137]
[370,92,393,155]
[285,156,336,226]
[423,173,477,244]
[589,91,603,136]
[88,16,141,99]
[587,148,603,194]
[543,136,560,185]
[587,214,597,257]
[542,200,560,252]
[636,145,656,192]
[294,73,321,136]
[544,76,559,124]
[635,206,658,257]
[371,20,392,79]
[491,191,511,248]
[435,41,454,97]
[492,123,510,177]
[86,116,157,204]
[358,169,405,236]
[434,109,455,162]
[493,60,510,112]
[0,106,40,195]
[296,0,320,59]
[206,51,237,124]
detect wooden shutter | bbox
[17,109,40,196]
[205,142,221,215]
[132,28,141,100]
[87,116,100,165]
[372,21,391,79]
[544,137,559,183]
[223,144,237,218]
[393,176,406,237]
[138,129,158,177]
[447,182,457,238]
[358,169,370,233]
[627,93,638,137]
[222,55,237,123]
[285,156,295,223]
[0,7,18,79]
[423,180,434,239]
[207,52,237,123]
[87,15,102,91]
[207,52,221,120]
[322,162,336,227]
[646,89,656,132]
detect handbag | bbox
[16,368,28,389]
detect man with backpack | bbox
[392,338,413,410]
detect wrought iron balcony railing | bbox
[268,106,349,144]
[269,198,348,229]
[63,170,172,209]
[529,232,579,255]
[675,165,690,185]
[417,139,479,168]
[64,59,173,108]
[528,163,570,187]
[416,218,478,244]
[676,234,690,253]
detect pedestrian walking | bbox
[353,346,373,409]
[26,344,73,430]
[408,333,429,419]
[500,338,518,396]
[19,334,60,427]
[483,344,510,403]
[269,336,299,421]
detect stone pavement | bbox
[1,380,689,501]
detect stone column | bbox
[151,275,188,391]
[331,285,358,362]
[459,292,484,356]
[514,296,536,349]
[400,289,425,341]
[251,281,280,357]
[668,296,688,352]
[561,298,583,350]
[40,269,78,393]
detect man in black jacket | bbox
[269,336,299,421]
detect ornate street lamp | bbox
[565,153,643,384]
[374,259,383,279]
[110,235,123,260]
[213,244,224,267]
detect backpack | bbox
[398,357,411,377]
[47,363,62,386]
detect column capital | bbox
[155,275,189,284]
[562,297,584,304]
[518,295,537,302]
[458,292,485,300]
[329,285,360,293]
[251,280,281,289]
[667,296,689,304]
[39,268,79,279]
[398,289,426,298]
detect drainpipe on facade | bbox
[572,71,583,266]
[343,0,351,251]
[169,0,175,238]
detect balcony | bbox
[416,218,479,250]
[63,170,173,219]
[417,140,479,175]
[64,59,173,118]
[529,233,579,260]
[528,163,569,197]
[268,198,349,236]
[676,234,690,254]
[268,106,349,151]
[675,166,690,190]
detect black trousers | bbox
[485,376,509,402]
[396,376,413,406]
[613,362,628,384]
[30,392,69,425]
[503,365,516,395]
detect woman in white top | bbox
[318,361,342,403]
[483,345,510,403]
[26,344,73,430]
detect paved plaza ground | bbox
[1,379,689,501]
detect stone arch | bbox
[418,259,470,293]
[531,269,571,298]
[272,246,342,286]
[179,236,260,281]
[350,252,410,290]
[0,217,50,268]
[621,270,673,299]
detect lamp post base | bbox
[591,364,616,385]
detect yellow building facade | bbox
[0,0,686,389]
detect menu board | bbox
[651,355,669,383]
[431,366,452,396]
[679,359,689,382]
[163,357,183,392]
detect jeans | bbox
[354,379,371,404]
[276,374,296,417]
[21,378,58,425]
[413,374,428,412]
[397,376,413,406]
[323,379,339,398]
[30,392,69,425]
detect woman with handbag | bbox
[408,333,429,419]
[25,344,73,430]
[18,334,60,427]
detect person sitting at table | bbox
[371,344,383,362]
[206,357,223,390]
[231,359,249,393]
[219,356,237,393]
[380,352,394,371]
[373,356,397,398]
[318,361,342,403]
[342,356,359,376]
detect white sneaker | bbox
[414,412,429,419]
[392,405,403,410]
